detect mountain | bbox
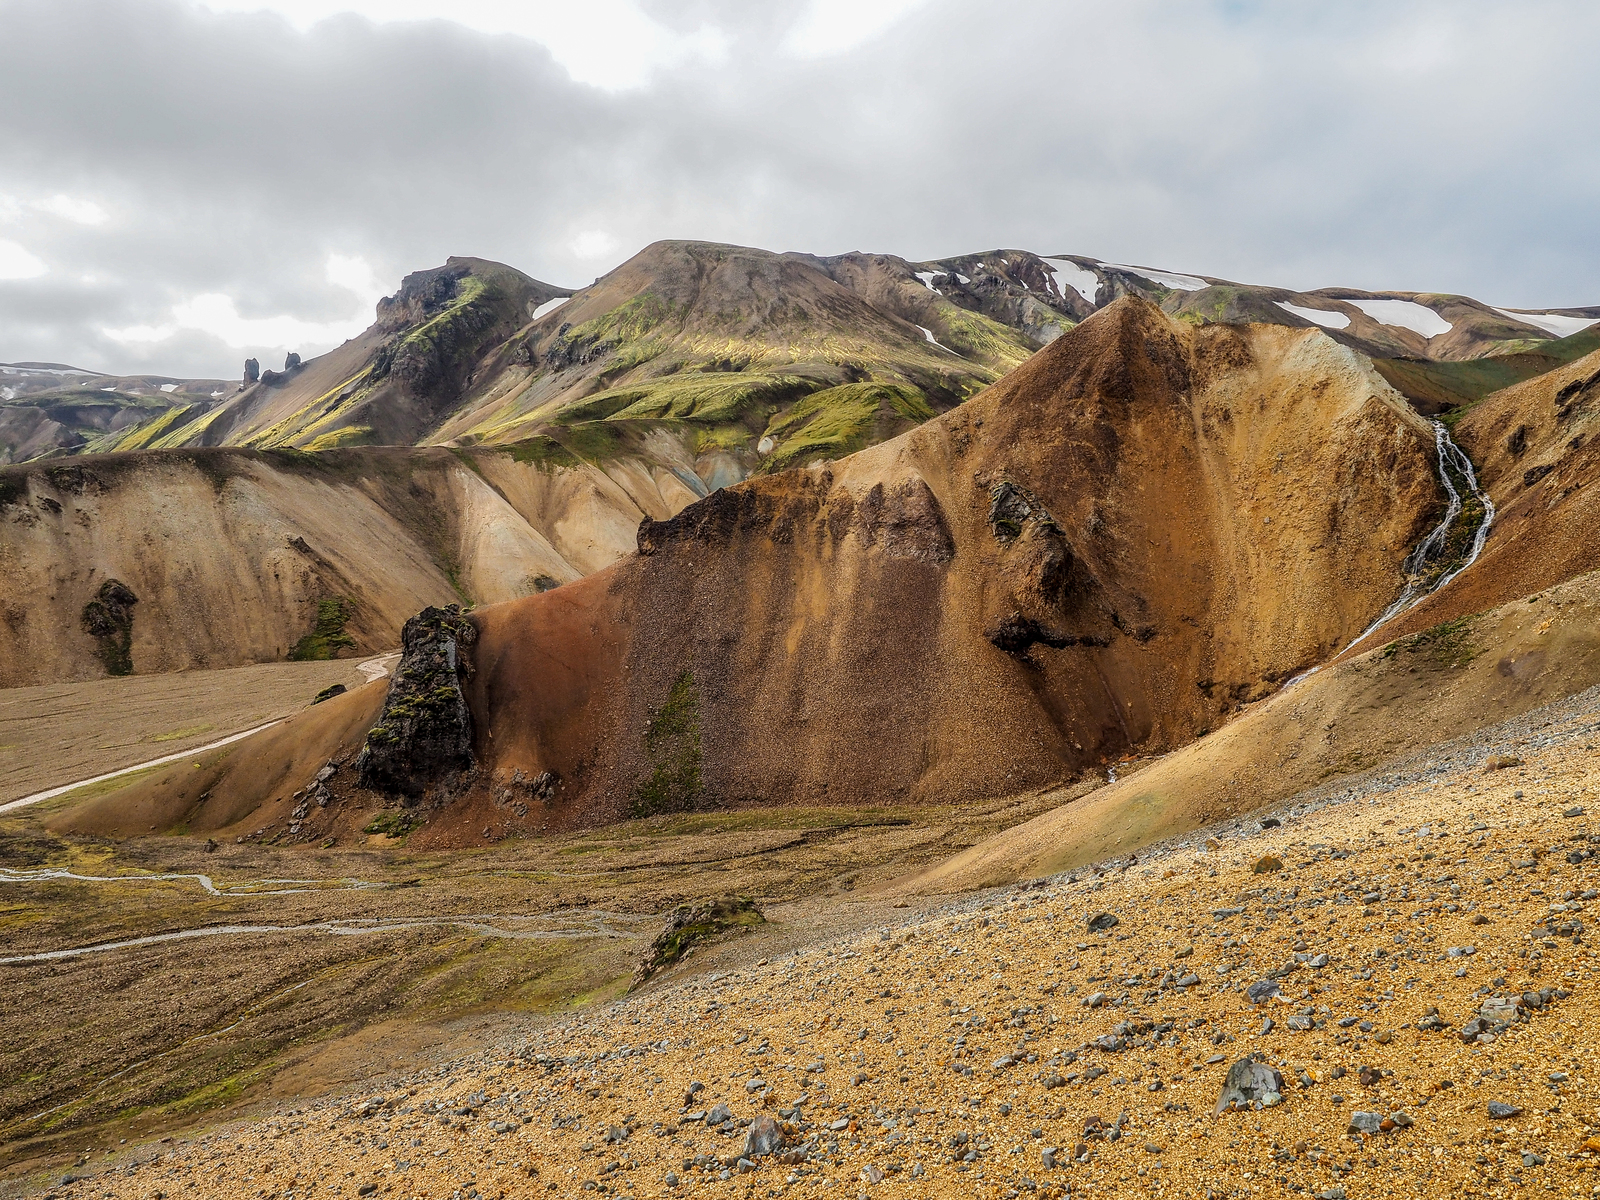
[15,242,1594,477]
[65,298,1471,841]
[0,362,232,463]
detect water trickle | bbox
[1286,420,1495,688]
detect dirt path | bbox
[0,654,396,806]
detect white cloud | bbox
[571,230,619,260]
[35,195,109,226]
[781,0,928,58]
[0,241,48,280]
[193,0,727,88]
[103,253,385,351]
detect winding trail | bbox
[0,911,649,966]
[0,652,399,818]
[0,866,385,897]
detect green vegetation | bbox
[303,426,374,451]
[632,896,764,987]
[566,292,675,346]
[936,306,1036,365]
[759,381,935,472]
[506,436,580,469]
[80,580,138,677]
[634,670,703,816]
[363,810,422,838]
[574,371,819,425]
[288,598,356,661]
[1382,615,1478,668]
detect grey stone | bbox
[1214,1060,1285,1114]
[742,1115,786,1158]
[706,1103,733,1126]
[1246,980,1281,1005]
[1347,1112,1382,1135]
[1486,1101,1522,1119]
[1087,913,1119,933]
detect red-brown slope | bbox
[455,299,1443,827]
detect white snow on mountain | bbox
[1347,299,1453,339]
[1275,300,1351,330]
[1041,258,1100,304]
[1098,263,1209,291]
[914,271,943,294]
[531,296,571,320]
[1492,308,1599,339]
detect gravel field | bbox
[25,689,1600,1200]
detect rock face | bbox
[243,358,259,384]
[631,896,764,990]
[356,605,478,799]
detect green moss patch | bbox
[634,670,703,817]
[1382,615,1478,669]
[363,810,422,839]
[759,381,934,472]
[288,598,356,661]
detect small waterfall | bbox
[1285,419,1495,688]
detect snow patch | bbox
[917,325,959,355]
[1347,299,1453,339]
[1492,308,1599,340]
[1099,263,1208,291]
[757,435,775,455]
[956,273,970,285]
[159,383,179,393]
[1041,258,1100,304]
[531,296,571,321]
[913,271,944,294]
[1275,301,1351,331]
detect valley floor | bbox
[17,689,1600,1199]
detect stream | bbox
[1287,419,1495,687]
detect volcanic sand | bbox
[0,657,382,805]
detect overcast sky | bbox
[1,0,1596,378]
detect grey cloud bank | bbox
[0,0,1596,377]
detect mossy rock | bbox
[630,896,764,989]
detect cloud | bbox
[194,0,728,88]
[102,255,388,360]
[0,0,1597,377]
[780,0,929,57]
[0,241,48,280]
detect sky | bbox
[1,0,1597,378]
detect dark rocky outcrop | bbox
[80,579,138,676]
[356,604,478,799]
[243,358,259,384]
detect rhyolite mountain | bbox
[64,298,1470,840]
